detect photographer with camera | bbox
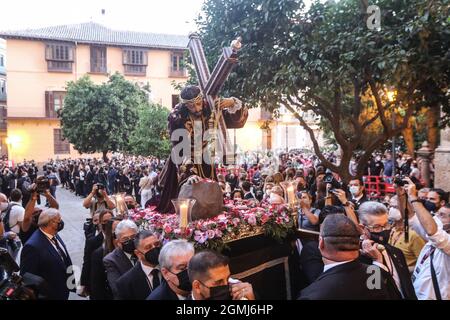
[20,180,59,245]
[402,177,449,300]
[83,183,116,217]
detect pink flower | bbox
[261,213,270,224]
[214,228,223,238]
[194,230,207,244]
[247,215,257,226]
[206,229,215,239]
[164,224,172,234]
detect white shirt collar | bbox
[140,261,159,275]
[352,194,364,202]
[323,260,353,273]
[40,228,55,240]
[177,294,188,300]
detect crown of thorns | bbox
[180,92,203,104]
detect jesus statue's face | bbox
[186,99,203,117]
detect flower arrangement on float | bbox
[128,199,294,252]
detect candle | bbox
[287,186,295,205]
[180,202,188,228]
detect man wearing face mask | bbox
[147,239,194,300]
[387,195,425,272]
[422,188,448,215]
[116,230,162,300]
[358,201,417,299]
[404,179,450,300]
[188,250,255,300]
[103,219,138,299]
[20,208,73,300]
[348,178,368,211]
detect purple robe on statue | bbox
[156,98,248,213]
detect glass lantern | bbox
[172,198,196,229]
[280,180,299,208]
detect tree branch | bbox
[368,75,391,135]
[283,102,339,173]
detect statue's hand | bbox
[187,175,201,185]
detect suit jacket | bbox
[90,246,112,300]
[20,229,73,300]
[360,243,417,300]
[146,279,180,300]
[351,194,368,210]
[116,262,153,300]
[103,247,133,299]
[80,232,104,288]
[298,260,402,300]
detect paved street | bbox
[56,186,91,300]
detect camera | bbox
[323,171,342,189]
[35,176,50,193]
[96,183,105,190]
[393,175,408,186]
[0,248,47,300]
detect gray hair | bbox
[159,240,195,270]
[38,208,61,227]
[358,201,388,224]
[114,219,138,238]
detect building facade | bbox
[0,22,189,163]
[0,39,6,158]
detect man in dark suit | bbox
[103,219,138,298]
[147,239,194,300]
[79,210,113,297]
[299,214,401,300]
[242,181,255,200]
[358,201,417,300]
[20,208,74,300]
[116,230,162,300]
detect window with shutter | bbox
[122,48,148,75]
[90,46,107,73]
[169,52,186,77]
[45,91,65,118]
[45,43,74,72]
[53,129,70,154]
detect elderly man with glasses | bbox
[103,219,138,299]
[358,201,417,300]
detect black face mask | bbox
[57,220,65,232]
[122,239,136,254]
[370,230,391,245]
[172,269,192,292]
[423,200,437,213]
[206,284,232,300]
[144,246,160,265]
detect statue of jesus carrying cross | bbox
[156,34,248,213]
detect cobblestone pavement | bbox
[56,186,90,300]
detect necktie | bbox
[130,255,138,265]
[151,269,160,289]
[51,236,68,265]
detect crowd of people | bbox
[0,149,448,300]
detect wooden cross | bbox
[188,33,242,164]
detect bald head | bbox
[0,193,7,203]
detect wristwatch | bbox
[410,198,421,204]
[343,201,351,207]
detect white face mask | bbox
[0,202,9,212]
[388,207,402,221]
[349,186,360,196]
